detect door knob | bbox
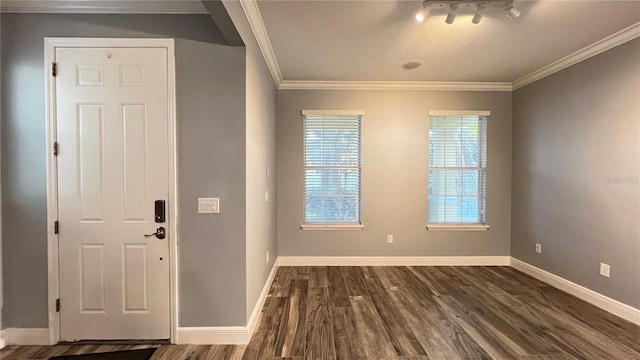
[144,227,166,239]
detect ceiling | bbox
[1,0,637,87]
[257,0,640,83]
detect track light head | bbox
[445,12,456,24]
[472,12,483,24]
[506,5,521,20]
[446,4,457,24]
[472,4,485,24]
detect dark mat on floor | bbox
[50,348,156,360]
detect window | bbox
[427,111,489,230]
[302,110,362,230]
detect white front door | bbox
[56,47,170,340]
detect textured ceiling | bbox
[257,0,640,82]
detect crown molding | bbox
[280,80,513,91]
[239,0,283,87]
[513,22,640,90]
[0,1,208,14]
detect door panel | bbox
[122,104,148,222]
[77,103,105,222]
[80,244,106,312]
[123,244,149,312]
[57,47,169,340]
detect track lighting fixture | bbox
[416,0,522,24]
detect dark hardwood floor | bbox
[2,266,639,359]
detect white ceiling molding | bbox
[239,0,283,87]
[513,21,640,90]
[280,81,513,92]
[0,1,208,14]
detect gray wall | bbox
[277,90,512,256]
[220,0,279,321]
[512,39,640,308]
[175,38,247,327]
[1,13,248,328]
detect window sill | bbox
[426,224,490,231]
[301,224,364,231]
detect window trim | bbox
[301,224,365,231]
[301,110,364,228]
[428,110,490,117]
[426,224,490,231]
[302,109,365,116]
[427,111,490,228]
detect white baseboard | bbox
[278,256,511,266]
[246,258,279,339]
[1,328,50,346]
[510,257,640,326]
[177,259,279,344]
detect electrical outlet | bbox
[387,235,393,244]
[600,263,610,278]
[267,251,270,263]
[535,243,542,253]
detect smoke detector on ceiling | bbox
[402,61,423,70]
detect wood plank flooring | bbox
[2,266,639,360]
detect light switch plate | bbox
[600,263,610,278]
[198,198,219,214]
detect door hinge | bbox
[52,62,57,77]
[56,298,61,312]
[53,142,59,156]
[54,221,59,234]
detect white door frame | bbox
[44,38,179,344]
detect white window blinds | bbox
[428,113,488,224]
[303,113,362,224]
